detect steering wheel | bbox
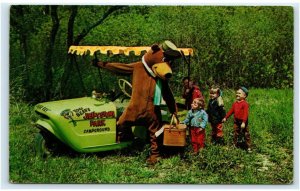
[118,79,132,98]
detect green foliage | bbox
[9,89,293,184]
[9,6,293,102]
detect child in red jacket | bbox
[222,87,251,152]
[182,77,204,110]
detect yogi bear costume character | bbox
[94,41,182,164]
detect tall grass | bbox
[9,89,293,184]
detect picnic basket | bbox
[163,115,187,146]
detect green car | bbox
[34,93,144,156]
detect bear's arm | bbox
[162,81,178,115]
[97,61,135,75]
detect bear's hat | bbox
[160,40,182,59]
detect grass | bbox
[8,88,294,184]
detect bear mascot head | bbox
[95,40,181,164]
[143,41,181,80]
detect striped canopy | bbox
[68,46,193,56]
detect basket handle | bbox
[170,114,179,129]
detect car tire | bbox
[34,131,53,158]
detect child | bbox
[222,87,251,152]
[182,77,204,110]
[207,86,226,145]
[182,98,208,153]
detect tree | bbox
[44,5,60,100]
[10,6,33,99]
[9,6,293,103]
[60,6,127,98]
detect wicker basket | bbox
[163,116,187,146]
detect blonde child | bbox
[182,98,208,153]
[207,86,226,145]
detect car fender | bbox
[35,119,65,143]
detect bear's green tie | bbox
[153,79,162,105]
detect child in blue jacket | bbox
[182,98,208,153]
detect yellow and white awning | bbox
[68,46,193,56]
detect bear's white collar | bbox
[142,56,156,78]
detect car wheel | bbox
[34,131,53,158]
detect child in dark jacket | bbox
[207,87,226,145]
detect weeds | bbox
[9,89,293,184]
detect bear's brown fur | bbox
[96,41,180,164]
